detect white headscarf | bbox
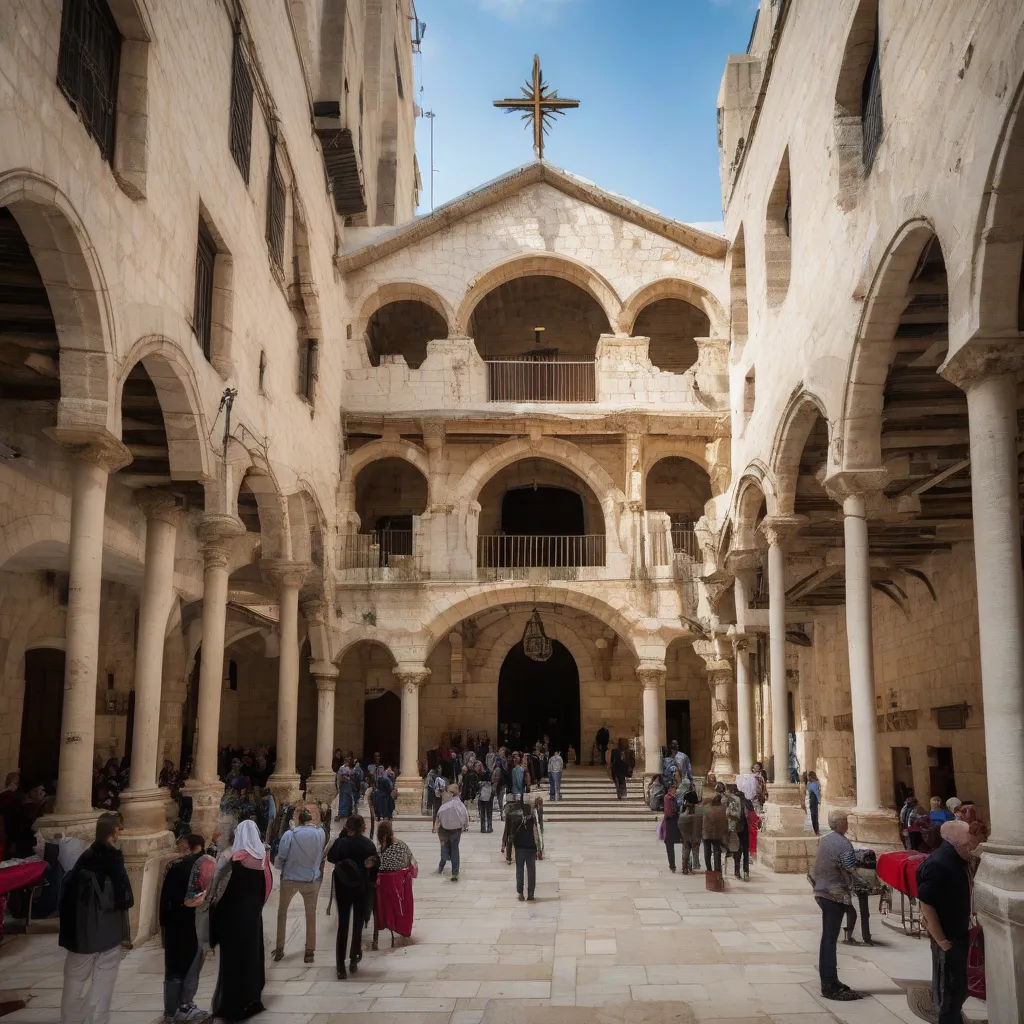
[946,797,963,815]
[232,819,266,864]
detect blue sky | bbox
[411,0,759,230]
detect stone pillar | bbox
[733,638,755,773]
[758,516,806,837]
[264,560,312,804]
[944,345,1024,1021]
[395,664,430,815]
[183,513,245,836]
[305,661,340,803]
[695,640,735,778]
[637,662,666,777]
[44,436,131,826]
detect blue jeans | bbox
[163,948,203,1015]
[439,828,462,876]
[548,771,562,800]
[515,847,536,897]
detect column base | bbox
[974,842,1024,1021]
[395,784,425,817]
[266,772,302,807]
[119,788,172,833]
[305,770,337,806]
[757,833,820,874]
[181,781,224,841]
[119,828,176,946]
[847,808,902,850]
[34,809,101,842]
[764,783,805,835]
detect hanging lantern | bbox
[521,607,553,662]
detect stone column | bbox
[120,493,180,831]
[47,435,131,825]
[759,515,806,832]
[695,641,735,779]
[944,344,1024,1021]
[395,664,430,814]
[730,636,754,774]
[637,662,666,777]
[183,513,245,835]
[264,560,312,803]
[305,661,340,803]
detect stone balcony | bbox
[342,334,729,416]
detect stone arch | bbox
[769,388,832,515]
[286,485,327,573]
[353,282,455,344]
[455,253,622,337]
[237,463,291,560]
[841,219,941,471]
[0,171,115,432]
[422,583,642,660]
[0,511,144,575]
[345,439,430,484]
[474,612,601,688]
[619,278,729,340]
[971,67,1024,336]
[116,336,212,481]
[334,636,399,667]
[728,466,776,551]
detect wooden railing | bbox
[486,359,596,402]
[477,534,606,568]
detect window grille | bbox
[229,33,254,182]
[861,22,883,170]
[193,220,216,361]
[57,0,122,164]
[266,138,286,272]
[299,338,319,401]
[935,703,968,731]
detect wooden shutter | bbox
[861,21,883,170]
[229,33,254,182]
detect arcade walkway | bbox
[0,817,985,1024]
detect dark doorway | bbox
[502,487,584,536]
[892,746,914,806]
[665,700,691,756]
[363,691,401,768]
[928,746,957,803]
[19,648,65,789]
[497,639,580,754]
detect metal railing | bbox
[486,359,596,402]
[477,534,605,568]
[339,531,413,570]
[671,528,700,561]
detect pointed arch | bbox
[770,388,831,515]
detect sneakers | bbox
[174,1004,211,1023]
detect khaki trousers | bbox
[275,878,321,953]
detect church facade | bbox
[1,0,1023,1011]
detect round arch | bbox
[841,219,942,472]
[346,439,430,485]
[474,611,601,687]
[335,636,399,668]
[0,171,116,431]
[236,463,290,559]
[353,282,455,340]
[728,466,776,552]
[116,335,212,481]
[769,388,832,516]
[619,278,729,339]
[455,253,623,337]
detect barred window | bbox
[57,0,122,164]
[194,219,216,361]
[229,34,254,182]
[861,21,883,170]
[266,139,286,272]
[299,338,319,402]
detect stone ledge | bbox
[757,833,820,873]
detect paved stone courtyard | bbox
[0,819,985,1024]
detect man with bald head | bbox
[916,819,981,1024]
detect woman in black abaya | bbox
[210,819,273,1020]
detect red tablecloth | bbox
[876,850,926,897]
[0,860,46,897]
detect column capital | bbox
[724,548,760,573]
[700,569,734,615]
[636,662,666,688]
[197,513,245,567]
[822,469,888,504]
[134,489,182,526]
[301,598,328,627]
[759,514,807,548]
[939,335,1024,392]
[693,639,732,675]
[729,632,751,654]
[394,664,430,688]
[314,674,338,692]
[260,559,314,589]
[47,426,133,472]
[310,659,339,680]
[421,419,446,449]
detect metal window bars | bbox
[485,359,596,402]
[229,33,254,183]
[476,534,605,569]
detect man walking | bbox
[917,820,979,1024]
[59,813,134,1024]
[326,814,377,980]
[436,784,469,882]
[272,808,325,964]
[547,749,564,801]
[595,725,610,766]
[670,740,693,783]
[808,810,862,1002]
[477,766,494,833]
[512,800,544,901]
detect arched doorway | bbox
[19,648,65,789]
[363,691,401,768]
[497,639,580,755]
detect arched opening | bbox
[498,638,580,755]
[633,298,708,374]
[729,226,748,355]
[363,692,401,768]
[645,457,713,557]
[19,647,66,789]
[765,149,792,307]
[365,299,448,369]
[470,275,610,359]
[665,639,711,774]
[335,641,397,764]
[350,456,428,565]
[477,457,604,569]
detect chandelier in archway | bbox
[522,607,553,662]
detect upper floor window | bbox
[299,338,319,403]
[229,33,254,183]
[764,149,792,308]
[861,18,883,170]
[834,1,882,202]
[266,138,286,272]
[194,218,217,361]
[395,45,405,100]
[57,0,122,164]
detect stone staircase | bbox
[541,765,659,824]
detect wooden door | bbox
[19,648,65,789]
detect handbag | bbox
[705,870,725,893]
[657,819,666,841]
[726,829,739,853]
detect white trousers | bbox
[61,946,121,1024]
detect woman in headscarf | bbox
[209,819,272,1021]
[372,820,416,950]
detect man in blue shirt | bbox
[272,809,325,964]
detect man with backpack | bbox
[435,785,469,882]
[326,814,377,980]
[511,800,544,901]
[59,813,134,1024]
[476,764,494,833]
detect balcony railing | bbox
[671,528,700,561]
[477,534,606,570]
[339,531,413,570]
[486,359,596,403]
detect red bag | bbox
[705,870,724,893]
[967,923,986,1000]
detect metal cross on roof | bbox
[493,55,579,160]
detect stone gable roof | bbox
[337,162,728,272]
